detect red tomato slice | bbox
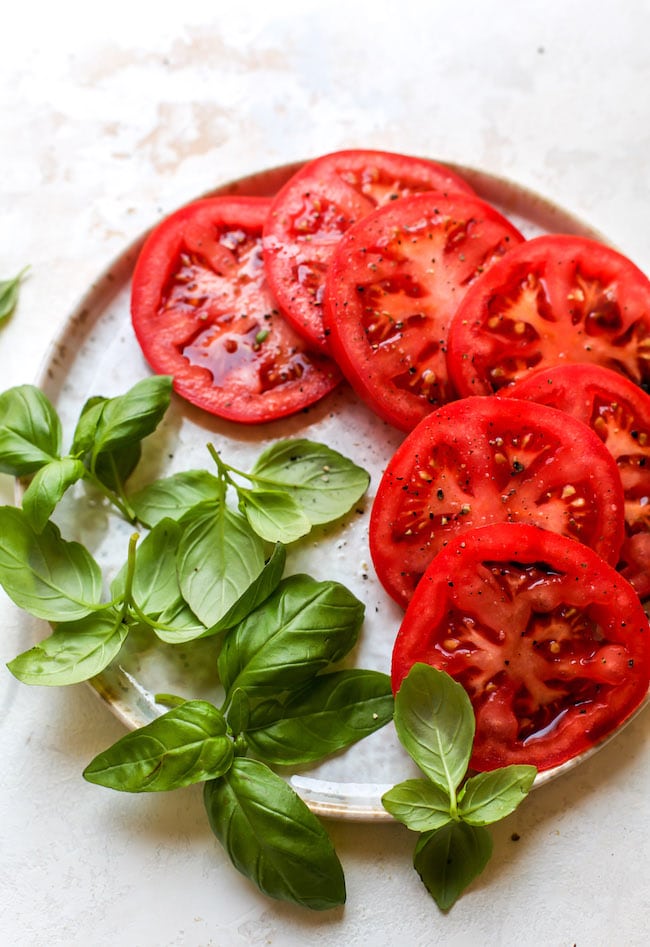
[323,192,524,431]
[391,523,650,771]
[447,234,650,397]
[369,396,625,607]
[130,196,341,424]
[506,363,650,598]
[262,150,476,351]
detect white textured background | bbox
[2,2,650,944]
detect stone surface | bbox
[2,2,650,944]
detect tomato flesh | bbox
[263,150,476,351]
[130,196,341,424]
[506,362,650,597]
[369,396,625,607]
[323,193,524,431]
[447,234,650,397]
[391,523,650,771]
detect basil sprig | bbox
[382,664,536,910]
[1,376,372,680]
[0,376,388,910]
[82,575,393,910]
[0,377,173,522]
[131,438,370,544]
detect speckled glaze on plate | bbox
[33,160,648,821]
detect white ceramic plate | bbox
[34,160,646,821]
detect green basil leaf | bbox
[151,535,284,644]
[0,506,102,621]
[70,397,107,457]
[90,376,172,460]
[93,440,142,492]
[22,458,85,532]
[83,700,233,791]
[218,574,364,700]
[394,664,474,794]
[177,501,267,626]
[241,669,393,765]
[204,757,345,910]
[414,822,493,911]
[129,470,222,527]
[381,779,452,832]
[7,608,128,685]
[239,487,311,543]
[154,693,187,709]
[458,766,537,826]
[207,542,286,634]
[0,385,61,476]
[250,439,370,525]
[112,519,181,617]
[0,266,29,323]
[152,597,207,644]
[226,687,250,734]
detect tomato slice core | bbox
[130,196,341,424]
[369,396,625,607]
[391,523,650,771]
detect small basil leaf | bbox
[90,375,172,460]
[414,822,493,911]
[381,779,452,833]
[141,540,286,646]
[0,506,102,621]
[154,693,187,709]
[218,574,364,700]
[7,608,128,685]
[458,766,537,826]
[22,458,85,532]
[204,757,345,910]
[83,700,233,791]
[226,688,250,735]
[207,542,286,634]
[152,597,208,644]
[93,440,142,492]
[177,501,267,626]
[241,669,393,765]
[250,438,370,525]
[394,664,474,794]
[0,385,62,476]
[70,397,107,457]
[112,518,181,617]
[129,470,222,527]
[0,266,29,323]
[239,487,311,543]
